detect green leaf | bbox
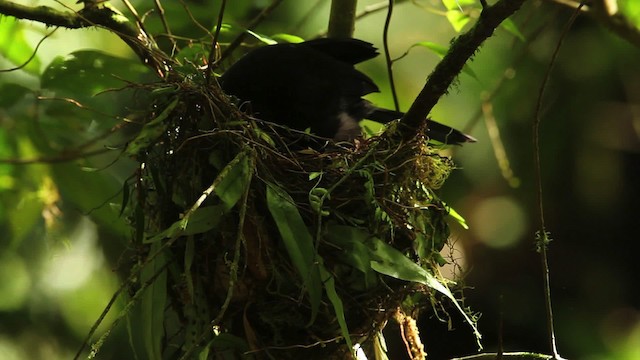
[144,205,226,243]
[119,180,130,217]
[126,97,179,156]
[41,50,148,113]
[367,238,481,341]
[214,151,252,211]
[373,332,390,360]
[324,225,377,287]
[368,237,434,284]
[271,33,306,44]
[51,163,130,239]
[266,183,322,325]
[447,205,469,229]
[182,205,226,235]
[246,30,277,45]
[309,187,330,216]
[174,43,209,67]
[411,42,478,80]
[318,257,353,355]
[0,18,41,74]
[415,41,448,57]
[0,83,32,108]
[442,0,476,10]
[500,18,526,42]
[446,10,471,32]
[620,0,640,24]
[144,151,251,244]
[141,242,168,360]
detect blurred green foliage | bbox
[0,0,639,359]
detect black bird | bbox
[220,38,475,144]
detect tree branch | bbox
[548,0,640,49]
[328,0,358,38]
[0,0,169,77]
[401,0,528,136]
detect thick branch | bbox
[401,0,528,136]
[0,0,168,77]
[328,0,358,38]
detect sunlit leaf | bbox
[410,41,478,79]
[41,50,148,99]
[447,205,469,229]
[367,237,481,341]
[174,43,209,67]
[442,0,476,10]
[0,18,41,74]
[415,41,448,57]
[246,30,277,45]
[271,33,305,43]
[446,10,471,32]
[620,0,640,24]
[501,18,526,41]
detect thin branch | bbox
[547,0,640,49]
[532,3,584,359]
[0,27,57,72]
[217,0,285,65]
[401,0,528,137]
[153,0,177,53]
[382,0,400,111]
[206,0,226,83]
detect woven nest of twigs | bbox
[125,72,471,359]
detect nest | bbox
[125,73,467,359]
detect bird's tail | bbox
[366,107,476,145]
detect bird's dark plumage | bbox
[219,38,475,145]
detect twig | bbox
[547,0,640,49]
[206,0,226,84]
[382,0,400,111]
[0,27,56,72]
[153,0,177,53]
[217,0,285,65]
[532,3,584,359]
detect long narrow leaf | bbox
[214,151,252,210]
[318,257,353,354]
[141,242,168,359]
[367,237,481,342]
[266,183,321,325]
